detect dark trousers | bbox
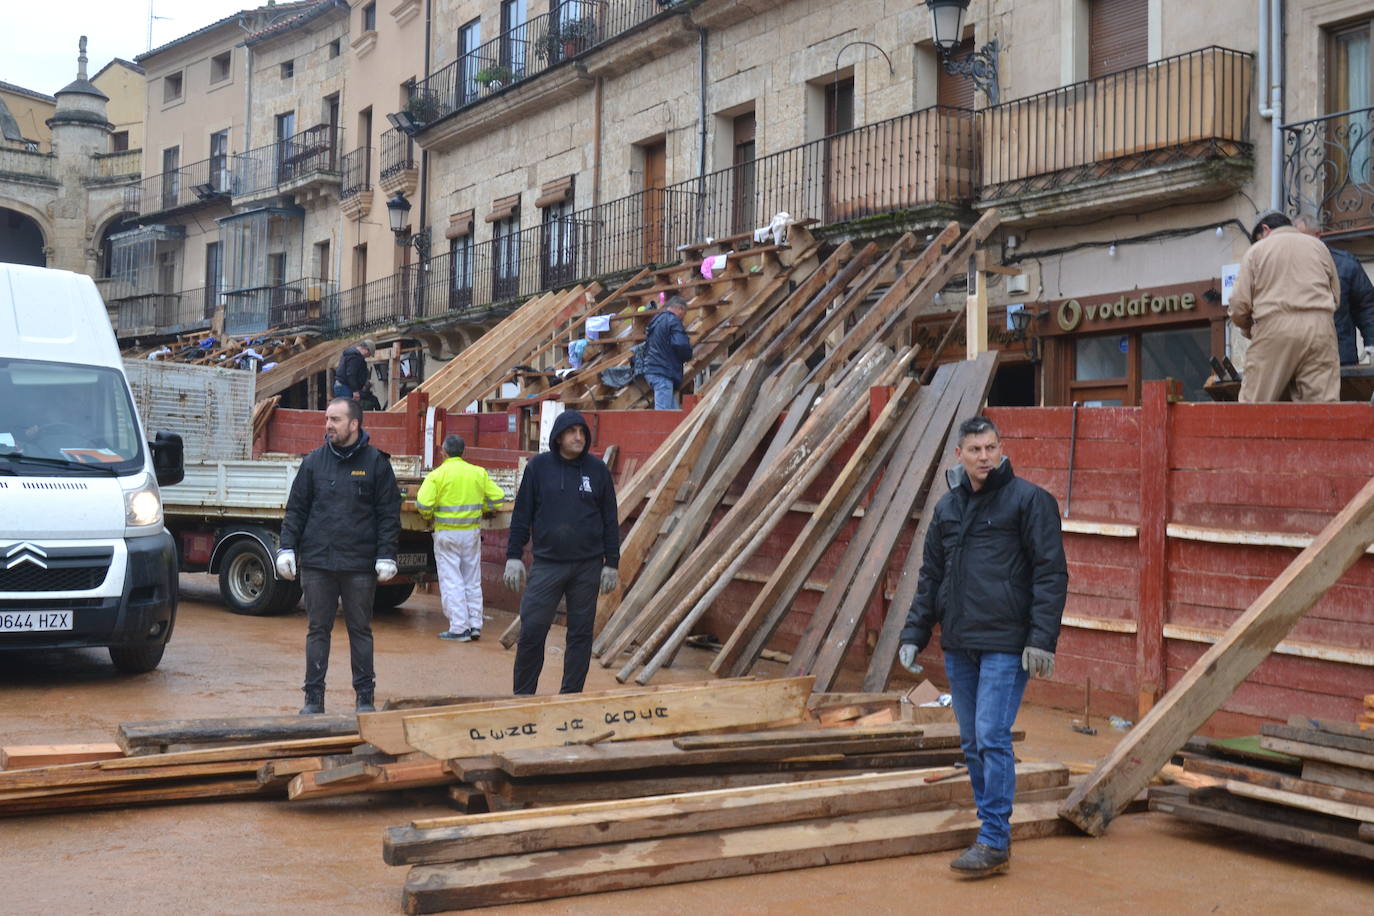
[512,557,601,695]
[302,568,376,696]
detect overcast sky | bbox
[0,1,260,94]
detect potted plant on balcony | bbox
[538,18,597,62]
[404,91,441,125]
[473,65,514,89]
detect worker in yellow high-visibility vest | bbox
[417,435,507,641]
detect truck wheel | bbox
[109,642,166,674]
[219,539,299,616]
[374,582,415,612]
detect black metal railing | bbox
[380,127,416,181]
[111,288,213,335]
[980,46,1253,198]
[1283,106,1374,236]
[223,277,337,336]
[234,124,343,197]
[340,146,372,199]
[125,155,232,218]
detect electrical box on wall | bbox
[1006,273,1030,295]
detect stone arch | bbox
[0,203,50,267]
[92,208,138,278]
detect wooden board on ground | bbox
[117,714,359,754]
[401,678,813,761]
[0,777,276,817]
[1224,780,1374,823]
[1183,757,1374,810]
[1260,736,1374,772]
[1260,724,1374,758]
[288,759,456,800]
[1149,785,1374,861]
[1302,759,1374,794]
[1,743,125,769]
[1059,473,1374,836]
[401,799,1071,913]
[385,763,1068,865]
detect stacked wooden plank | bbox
[387,763,1071,913]
[1364,693,1374,731]
[592,212,1005,686]
[1149,717,1374,862]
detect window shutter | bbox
[445,209,474,239]
[534,175,575,209]
[1089,0,1149,79]
[485,194,521,223]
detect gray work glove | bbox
[898,643,924,675]
[1022,646,1055,679]
[275,549,297,581]
[374,559,397,582]
[599,566,619,595]
[503,558,527,593]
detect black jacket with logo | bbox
[901,458,1067,655]
[506,410,620,568]
[281,430,401,572]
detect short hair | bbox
[1293,214,1321,235]
[443,434,465,457]
[665,295,688,311]
[358,338,377,354]
[957,415,1000,445]
[1251,211,1291,243]
[329,397,363,425]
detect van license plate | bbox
[396,553,427,568]
[0,611,73,632]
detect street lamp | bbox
[925,0,1000,105]
[387,191,430,261]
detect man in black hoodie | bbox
[276,397,402,714]
[899,416,1067,877]
[504,410,620,694]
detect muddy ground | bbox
[1,576,1369,914]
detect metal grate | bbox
[0,563,108,592]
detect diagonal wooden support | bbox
[1059,473,1374,836]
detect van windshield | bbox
[0,359,145,476]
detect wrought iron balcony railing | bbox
[125,155,233,218]
[380,127,416,180]
[980,46,1253,199]
[233,124,342,198]
[1283,105,1374,236]
[223,277,337,336]
[340,146,372,200]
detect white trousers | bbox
[434,529,485,633]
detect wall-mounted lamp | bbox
[386,191,430,261]
[1008,306,1043,363]
[926,0,1000,105]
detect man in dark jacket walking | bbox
[641,296,693,409]
[334,338,375,401]
[1297,216,1374,365]
[504,410,619,694]
[899,416,1067,877]
[276,397,401,714]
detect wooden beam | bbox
[1,743,124,769]
[117,714,358,754]
[1059,473,1374,836]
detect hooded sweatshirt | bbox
[506,410,620,568]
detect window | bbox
[110,131,129,152]
[1088,0,1148,79]
[357,106,373,149]
[314,240,331,283]
[1329,22,1372,114]
[209,130,230,191]
[824,78,855,136]
[459,18,482,103]
[541,196,577,289]
[281,60,294,80]
[731,111,756,234]
[163,71,183,103]
[275,112,296,141]
[362,2,377,32]
[353,243,368,289]
[160,146,180,209]
[492,211,522,301]
[329,38,341,59]
[210,51,232,83]
[449,235,473,309]
[937,39,977,109]
[205,242,222,319]
[500,0,528,74]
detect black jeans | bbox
[301,567,376,695]
[512,557,601,695]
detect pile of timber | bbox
[127,328,318,370]
[586,212,1004,688]
[1150,716,1374,862]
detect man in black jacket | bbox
[641,296,693,409]
[899,416,1067,877]
[504,410,619,694]
[276,397,401,714]
[1297,216,1374,365]
[333,338,375,401]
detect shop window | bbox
[1140,326,1211,402]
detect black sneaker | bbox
[299,690,324,715]
[949,842,1009,877]
[467,629,481,642]
[356,689,376,713]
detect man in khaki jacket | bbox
[1229,211,1340,402]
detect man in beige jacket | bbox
[1229,211,1341,402]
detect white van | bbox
[0,264,183,672]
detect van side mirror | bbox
[151,431,184,487]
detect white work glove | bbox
[275,549,297,581]
[375,559,398,582]
[599,566,619,595]
[503,558,527,593]
[1364,346,1374,366]
[1022,646,1055,679]
[898,643,924,675]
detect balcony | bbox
[978,46,1254,226]
[233,125,342,206]
[224,278,337,336]
[1283,106,1374,238]
[339,146,373,219]
[126,156,233,221]
[379,127,418,196]
[111,288,213,338]
[0,147,57,184]
[88,149,142,185]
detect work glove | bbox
[375,559,398,582]
[1022,646,1055,679]
[504,558,527,593]
[275,549,297,581]
[898,643,924,675]
[599,566,619,595]
[1364,346,1374,366]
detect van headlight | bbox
[125,473,163,527]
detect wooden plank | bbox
[1288,714,1374,741]
[1261,736,1374,772]
[116,714,358,753]
[384,764,1069,865]
[0,758,274,794]
[1,743,124,769]
[256,756,326,788]
[1149,786,1374,861]
[1303,759,1374,793]
[400,678,813,761]
[311,761,383,787]
[1059,473,1374,836]
[287,758,455,800]
[97,734,360,768]
[1261,723,1374,758]
[401,800,1071,913]
[672,722,943,749]
[0,777,275,818]
[1224,779,1374,823]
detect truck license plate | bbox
[396,553,427,568]
[0,611,73,632]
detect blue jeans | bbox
[643,373,678,410]
[944,649,1029,850]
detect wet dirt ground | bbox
[1,576,1370,915]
